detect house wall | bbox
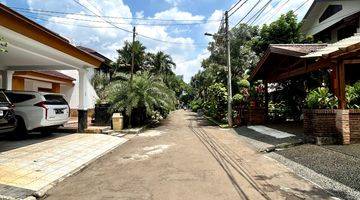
[24,79,52,91]
[302,1,360,37]
[58,69,99,110]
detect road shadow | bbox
[0,132,75,153]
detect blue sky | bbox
[0,0,313,82]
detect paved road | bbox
[45,110,332,200]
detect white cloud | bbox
[203,9,223,40]
[228,0,314,27]
[26,0,206,82]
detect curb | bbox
[27,138,128,200]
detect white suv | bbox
[4,91,70,135]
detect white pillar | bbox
[78,68,87,110]
[78,68,88,132]
[2,70,14,90]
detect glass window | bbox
[319,5,342,23]
[4,92,35,103]
[44,95,68,105]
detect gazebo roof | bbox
[250,44,327,81]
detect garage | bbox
[0,4,104,133]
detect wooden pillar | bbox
[338,61,346,109]
[332,61,346,109]
[264,80,269,121]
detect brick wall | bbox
[303,109,338,137]
[349,110,360,143]
[304,109,360,144]
[242,108,266,125]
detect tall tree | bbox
[115,41,147,73]
[148,51,176,75]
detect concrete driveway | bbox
[0,133,127,199]
[44,110,332,200]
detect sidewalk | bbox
[0,133,128,199]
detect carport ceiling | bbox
[0,4,103,71]
[0,26,94,70]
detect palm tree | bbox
[115,41,147,73]
[149,51,176,74]
[106,71,176,127]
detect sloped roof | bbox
[251,44,327,80]
[0,4,103,68]
[303,33,360,58]
[270,44,327,55]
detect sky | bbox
[0,0,314,82]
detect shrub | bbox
[106,72,176,127]
[305,87,338,109]
[346,81,360,109]
[204,83,228,120]
[189,99,203,112]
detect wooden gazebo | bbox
[251,42,360,144]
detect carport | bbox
[0,4,103,132]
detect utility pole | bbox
[129,26,136,128]
[130,26,136,83]
[225,11,233,127]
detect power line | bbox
[247,0,273,25]
[294,0,311,13]
[252,0,282,25]
[228,0,249,17]
[228,0,243,12]
[233,0,262,28]
[71,0,208,46]
[19,10,216,26]
[11,6,220,22]
[261,0,290,24]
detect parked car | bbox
[4,91,70,135]
[0,91,17,134]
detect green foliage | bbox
[306,87,338,109]
[148,51,175,74]
[106,72,176,126]
[232,94,244,104]
[114,41,147,73]
[0,37,7,53]
[91,73,110,101]
[252,11,304,55]
[346,81,360,109]
[237,79,250,88]
[204,83,228,121]
[189,99,203,112]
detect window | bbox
[44,95,68,105]
[319,5,342,23]
[4,92,35,103]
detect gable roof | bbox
[0,4,103,68]
[301,0,360,36]
[250,44,327,81]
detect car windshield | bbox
[44,94,68,105]
[0,92,10,106]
